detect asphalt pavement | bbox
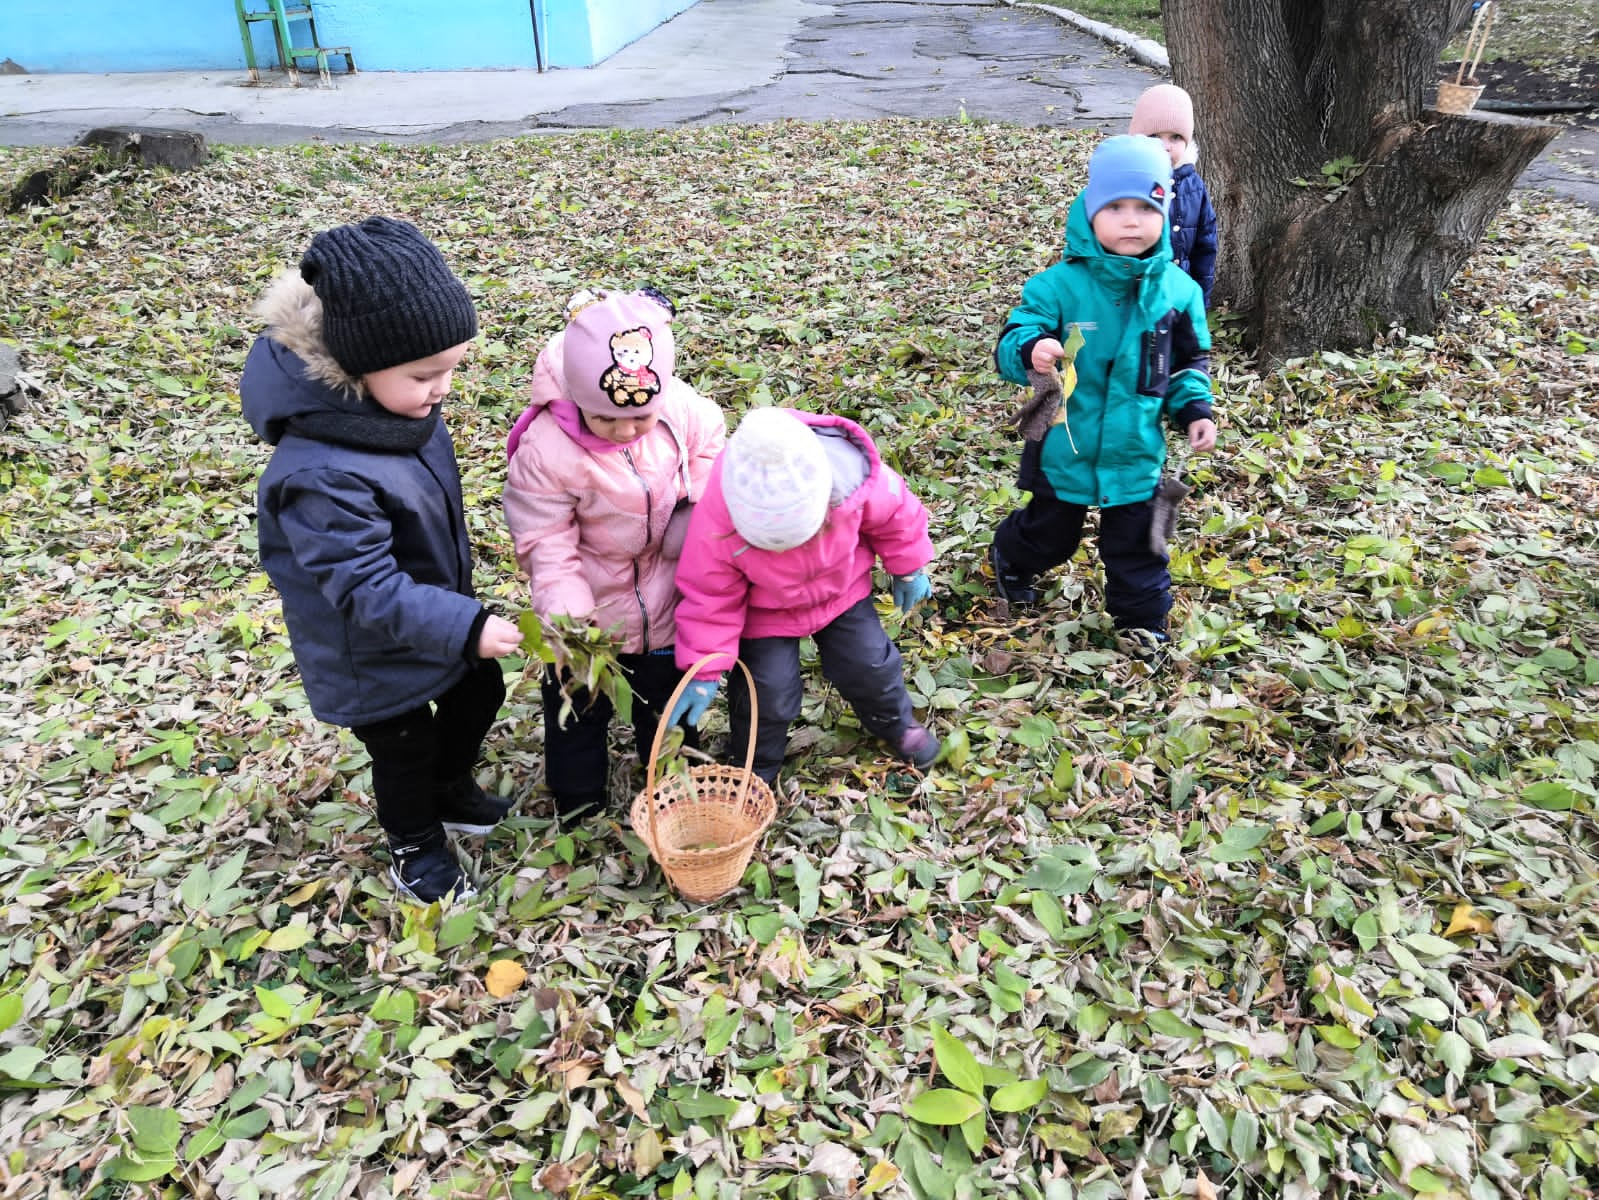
[0,0,1592,207]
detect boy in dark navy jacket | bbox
[241,217,521,904]
[1131,84,1219,305]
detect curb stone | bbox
[80,126,209,171]
[0,344,28,432]
[1000,1,1170,70]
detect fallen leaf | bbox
[862,1160,902,1195]
[1444,903,1493,938]
[484,959,527,998]
[539,1163,576,1193]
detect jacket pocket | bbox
[1137,315,1174,397]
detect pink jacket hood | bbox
[673,410,932,680]
[504,335,725,652]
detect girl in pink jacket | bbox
[504,290,725,818]
[668,407,938,784]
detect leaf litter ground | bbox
[0,123,1597,1200]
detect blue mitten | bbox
[668,679,721,727]
[891,570,932,614]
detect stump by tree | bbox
[1164,0,1559,361]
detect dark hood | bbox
[241,271,401,447]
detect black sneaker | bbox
[437,777,514,836]
[555,794,606,822]
[988,541,1039,607]
[389,832,476,903]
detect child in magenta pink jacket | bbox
[504,289,725,818]
[668,407,938,783]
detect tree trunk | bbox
[1164,0,1559,361]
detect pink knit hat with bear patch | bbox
[562,292,675,417]
[1129,83,1194,143]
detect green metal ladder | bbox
[234,0,356,87]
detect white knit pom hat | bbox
[721,408,831,551]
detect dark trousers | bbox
[730,595,916,783]
[351,659,507,841]
[994,493,1171,633]
[541,650,696,816]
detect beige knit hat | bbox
[1129,84,1194,143]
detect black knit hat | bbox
[299,216,479,378]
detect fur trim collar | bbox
[253,271,362,395]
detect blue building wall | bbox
[0,0,698,73]
[541,0,699,68]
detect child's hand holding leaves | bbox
[516,611,634,726]
[478,614,523,659]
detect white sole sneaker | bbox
[440,818,498,836]
[388,863,478,904]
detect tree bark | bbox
[1164,0,1558,361]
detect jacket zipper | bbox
[623,447,652,650]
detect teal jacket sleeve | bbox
[994,268,1065,388]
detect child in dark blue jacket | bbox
[241,217,522,904]
[1131,84,1218,305]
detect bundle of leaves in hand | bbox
[515,611,634,727]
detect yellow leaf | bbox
[862,1161,902,1195]
[283,880,321,907]
[485,959,527,998]
[264,926,314,952]
[1444,904,1493,939]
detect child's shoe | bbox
[988,542,1039,608]
[555,793,606,822]
[389,830,476,903]
[890,722,940,770]
[437,776,514,836]
[1123,628,1172,671]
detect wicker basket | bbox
[1436,80,1484,114]
[1437,3,1494,114]
[630,655,777,902]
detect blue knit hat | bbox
[1083,135,1173,220]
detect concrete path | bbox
[1,0,1591,207]
[0,0,1143,144]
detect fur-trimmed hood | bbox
[241,272,383,446]
[253,271,361,394]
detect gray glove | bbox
[1148,475,1193,560]
[1014,367,1063,443]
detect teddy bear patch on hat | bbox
[562,292,676,417]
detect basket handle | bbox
[643,652,759,852]
[1455,2,1494,86]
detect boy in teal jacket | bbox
[990,134,1217,645]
